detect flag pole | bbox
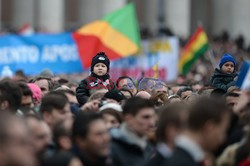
[197,21,217,68]
[208,48,217,68]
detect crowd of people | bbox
[0,50,249,166]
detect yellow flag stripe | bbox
[76,21,138,56]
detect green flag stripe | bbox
[102,3,140,47]
[182,43,209,75]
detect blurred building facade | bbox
[2,0,250,44]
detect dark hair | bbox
[56,89,75,96]
[197,86,214,96]
[15,70,26,77]
[210,88,227,98]
[73,112,103,139]
[123,97,154,116]
[225,92,240,98]
[104,89,126,102]
[156,103,186,142]
[0,80,22,112]
[120,88,133,97]
[176,87,193,97]
[40,91,69,114]
[58,78,69,85]
[30,76,54,91]
[66,82,78,88]
[53,121,71,149]
[17,82,33,96]
[188,97,230,131]
[116,76,136,88]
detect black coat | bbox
[73,147,112,166]
[144,151,167,166]
[166,147,199,166]
[110,127,154,166]
[210,68,237,91]
[76,73,115,106]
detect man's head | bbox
[73,112,110,158]
[136,91,151,99]
[100,104,123,129]
[40,91,72,129]
[154,81,169,96]
[53,120,73,151]
[56,89,78,104]
[187,97,230,152]
[18,82,34,110]
[116,76,137,95]
[170,85,182,95]
[0,112,36,166]
[0,80,22,113]
[25,115,51,156]
[225,92,240,108]
[177,87,193,99]
[138,78,166,94]
[104,89,126,103]
[31,76,53,96]
[123,97,156,137]
[91,52,110,76]
[156,103,187,147]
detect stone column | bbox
[12,0,34,29]
[77,0,126,27]
[37,0,65,32]
[164,0,191,38]
[211,0,230,36]
[77,0,101,26]
[190,0,212,35]
[142,0,158,34]
[230,0,250,45]
[101,0,127,15]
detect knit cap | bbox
[219,54,236,69]
[91,52,110,72]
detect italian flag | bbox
[178,26,209,75]
[73,3,140,68]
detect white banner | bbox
[110,37,179,82]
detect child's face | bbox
[221,61,234,74]
[93,63,108,76]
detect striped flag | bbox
[73,3,140,68]
[178,26,209,75]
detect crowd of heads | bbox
[0,51,249,166]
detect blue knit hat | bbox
[219,54,236,69]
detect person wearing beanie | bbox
[76,52,115,106]
[104,89,126,103]
[210,53,238,91]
